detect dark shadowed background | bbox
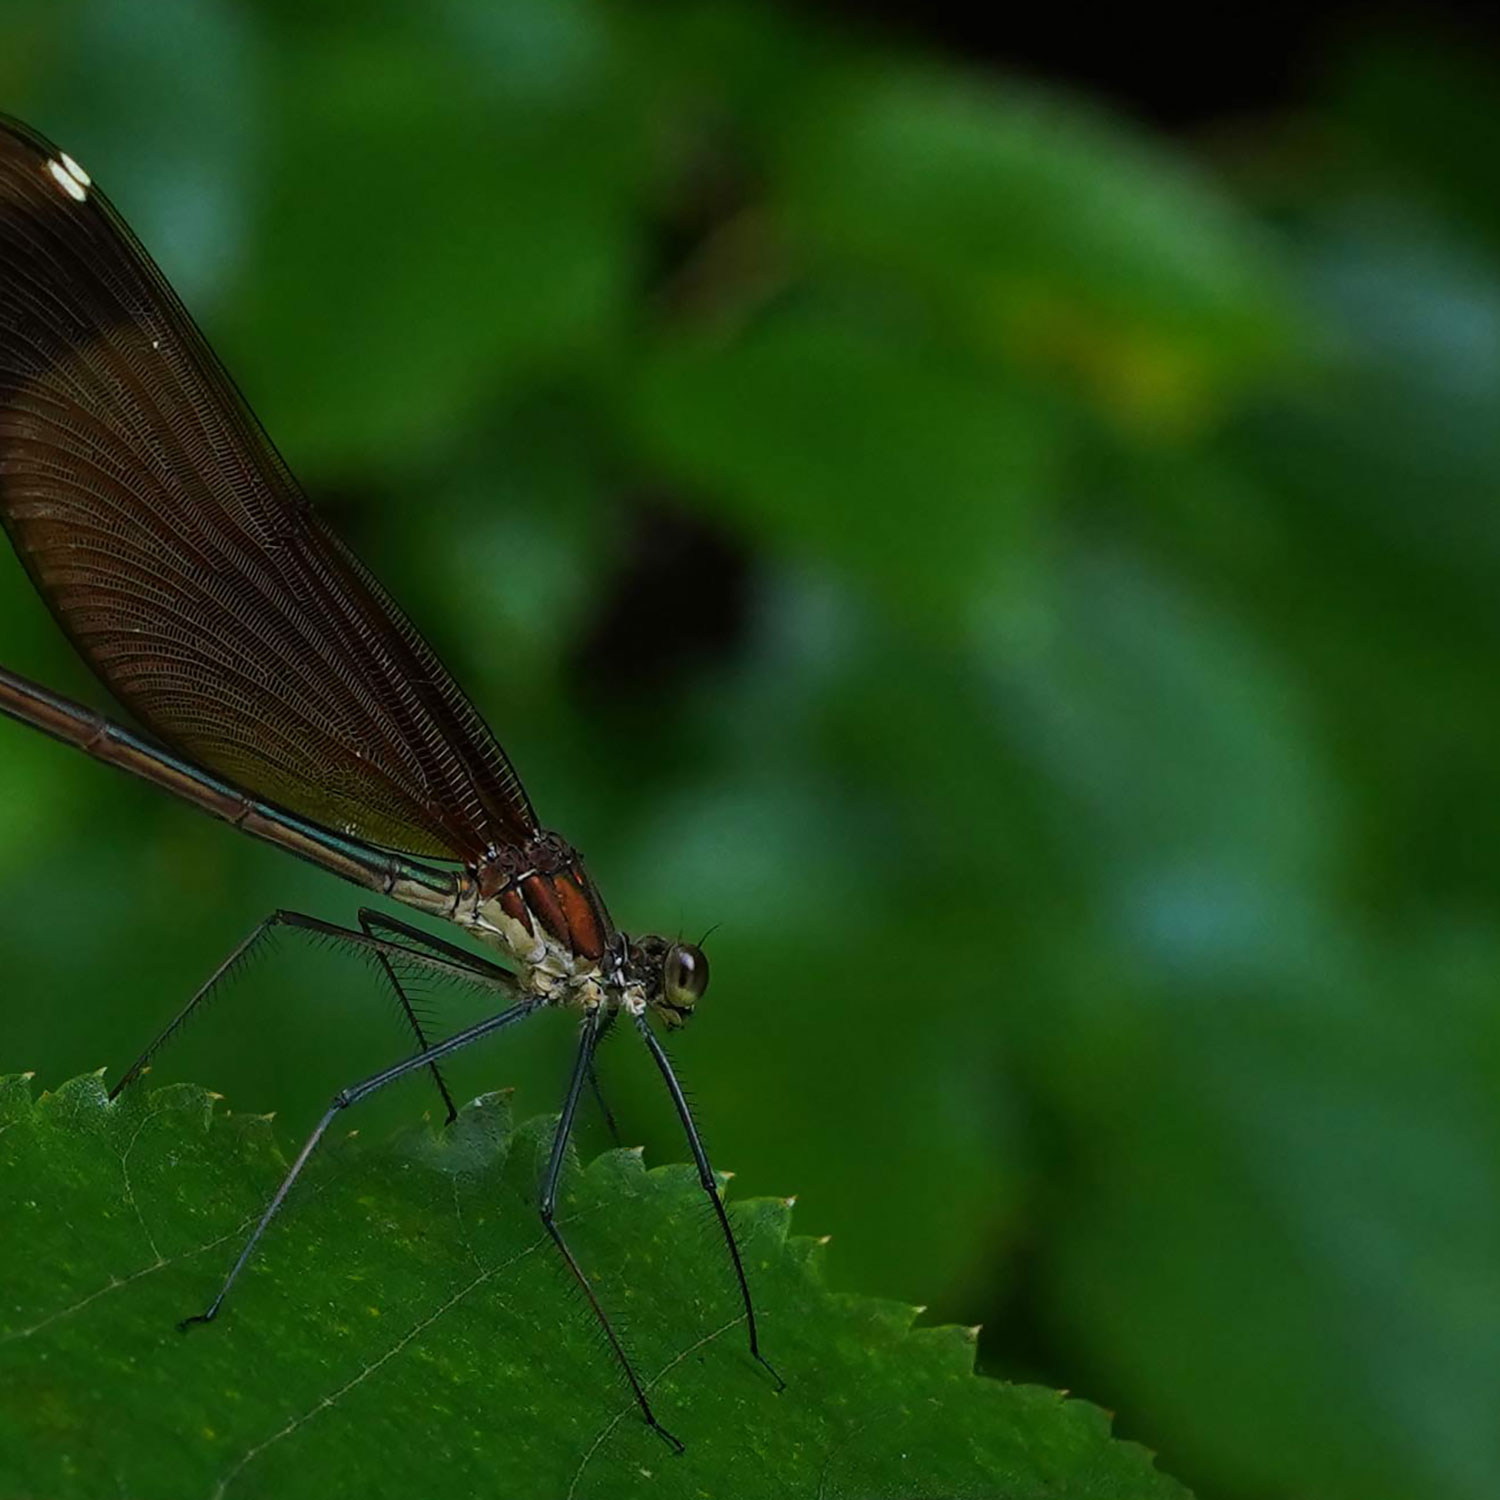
[3,4,1499,1498]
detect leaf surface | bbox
[0,1072,1186,1499]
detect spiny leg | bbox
[541,1008,683,1453]
[182,995,541,1329]
[587,1006,622,1145]
[112,909,304,1099]
[110,909,507,1111]
[355,907,518,981]
[357,909,469,1123]
[635,1015,783,1390]
[360,909,623,1144]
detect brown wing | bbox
[0,114,536,860]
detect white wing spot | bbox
[60,152,92,188]
[46,159,87,202]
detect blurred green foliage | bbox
[0,4,1498,1499]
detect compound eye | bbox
[663,943,709,1009]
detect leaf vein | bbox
[210,1227,557,1499]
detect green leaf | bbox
[772,63,1296,432]
[627,306,1060,626]
[0,1072,1186,1499]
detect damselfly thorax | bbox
[0,112,766,1451]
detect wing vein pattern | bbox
[0,116,534,859]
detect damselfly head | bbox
[629,934,710,1028]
